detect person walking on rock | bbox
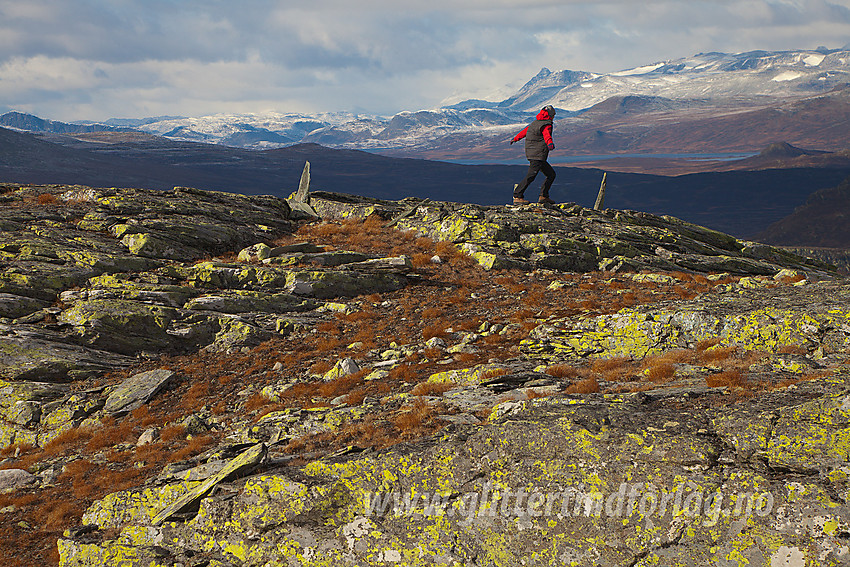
[510,105,557,205]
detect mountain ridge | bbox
[5,47,850,158]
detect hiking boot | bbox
[538,196,555,204]
[513,196,530,205]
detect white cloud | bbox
[1,0,849,120]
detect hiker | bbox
[510,105,557,205]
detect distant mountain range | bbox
[3,125,850,243]
[4,47,850,161]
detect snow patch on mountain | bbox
[803,54,826,66]
[773,71,803,82]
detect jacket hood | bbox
[536,107,554,120]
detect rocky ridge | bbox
[0,180,848,566]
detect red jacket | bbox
[512,107,554,161]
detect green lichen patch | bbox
[57,299,180,355]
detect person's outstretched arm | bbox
[510,126,529,144]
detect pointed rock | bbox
[287,161,320,220]
[295,161,310,203]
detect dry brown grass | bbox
[695,338,721,352]
[244,392,272,414]
[169,434,218,462]
[159,424,187,443]
[590,356,632,373]
[318,369,369,398]
[545,364,582,379]
[392,399,435,432]
[412,253,434,268]
[389,363,420,383]
[589,356,635,381]
[36,193,59,205]
[699,345,738,364]
[309,360,333,375]
[644,363,676,383]
[653,349,694,364]
[564,376,600,394]
[422,307,445,319]
[411,381,456,396]
[480,368,509,380]
[422,322,450,340]
[705,369,746,388]
[85,418,135,452]
[41,501,85,531]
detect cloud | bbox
[1,0,849,120]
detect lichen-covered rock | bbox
[0,379,69,446]
[0,293,49,319]
[152,443,266,525]
[39,393,105,446]
[0,261,97,301]
[284,270,408,299]
[251,405,368,444]
[57,299,180,355]
[103,369,175,416]
[186,261,291,290]
[237,242,274,263]
[184,290,316,314]
[79,185,292,260]
[120,232,198,259]
[0,326,135,382]
[521,280,850,360]
[207,316,271,352]
[59,381,850,567]
[0,468,37,490]
[61,274,202,307]
[310,192,834,276]
[7,184,850,565]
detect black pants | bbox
[514,160,556,198]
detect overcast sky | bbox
[1,0,849,122]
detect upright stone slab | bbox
[286,161,320,220]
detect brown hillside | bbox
[758,175,850,247]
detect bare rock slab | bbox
[0,326,135,382]
[103,369,175,416]
[151,442,266,525]
[0,468,37,491]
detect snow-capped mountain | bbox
[131,48,850,151]
[539,49,850,112]
[133,112,362,149]
[5,48,850,156]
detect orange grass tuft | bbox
[318,369,369,398]
[36,193,59,205]
[644,363,676,383]
[705,369,746,388]
[411,381,456,396]
[565,376,600,394]
[545,364,581,379]
[699,345,738,364]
